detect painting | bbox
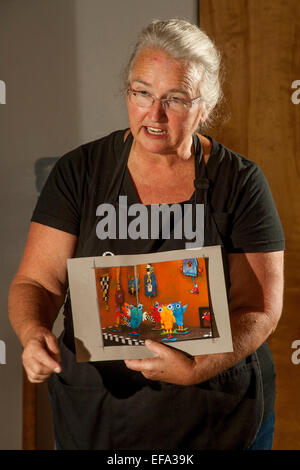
[67,246,233,362]
[95,257,219,347]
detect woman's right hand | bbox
[22,326,62,383]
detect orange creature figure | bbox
[159,304,176,334]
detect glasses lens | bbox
[167,99,188,114]
[130,91,152,107]
[128,89,191,113]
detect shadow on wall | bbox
[35,158,59,196]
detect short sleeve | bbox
[229,165,285,252]
[31,146,86,235]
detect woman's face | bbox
[126,47,202,157]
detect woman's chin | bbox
[137,130,172,154]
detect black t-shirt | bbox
[31,129,285,252]
[31,129,285,419]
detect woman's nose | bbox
[147,99,167,122]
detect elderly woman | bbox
[9,19,284,450]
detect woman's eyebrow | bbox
[167,88,189,96]
[131,79,152,87]
[131,80,189,96]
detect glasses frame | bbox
[127,87,203,112]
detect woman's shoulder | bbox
[200,133,261,176]
[197,134,212,165]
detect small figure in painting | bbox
[113,305,122,330]
[142,310,155,324]
[120,302,131,326]
[171,302,188,332]
[201,310,211,328]
[159,304,176,335]
[150,301,162,329]
[129,303,144,335]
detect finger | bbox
[23,346,61,373]
[27,371,52,383]
[25,361,56,383]
[37,348,62,372]
[32,358,61,376]
[24,355,56,377]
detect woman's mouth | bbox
[144,126,168,136]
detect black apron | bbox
[48,132,264,450]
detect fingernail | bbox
[54,367,61,373]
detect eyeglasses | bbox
[127,87,202,114]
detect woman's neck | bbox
[129,138,194,170]
[124,129,212,167]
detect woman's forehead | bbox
[132,48,185,74]
[130,47,197,94]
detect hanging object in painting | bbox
[99,273,110,310]
[144,264,158,297]
[181,258,203,294]
[115,266,124,306]
[128,274,139,296]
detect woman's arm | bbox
[125,251,284,385]
[8,222,77,383]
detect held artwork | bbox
[96,257,218,347]
[67,246,233,361]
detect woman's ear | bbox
[195,110,206,133]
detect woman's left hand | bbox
[124,339,197,385]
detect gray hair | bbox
[123,19,223,126]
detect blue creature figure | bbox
[170,302,188,332]
[129,303,143,334]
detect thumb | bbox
[44,334,61,364]
[144,339,165,356]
